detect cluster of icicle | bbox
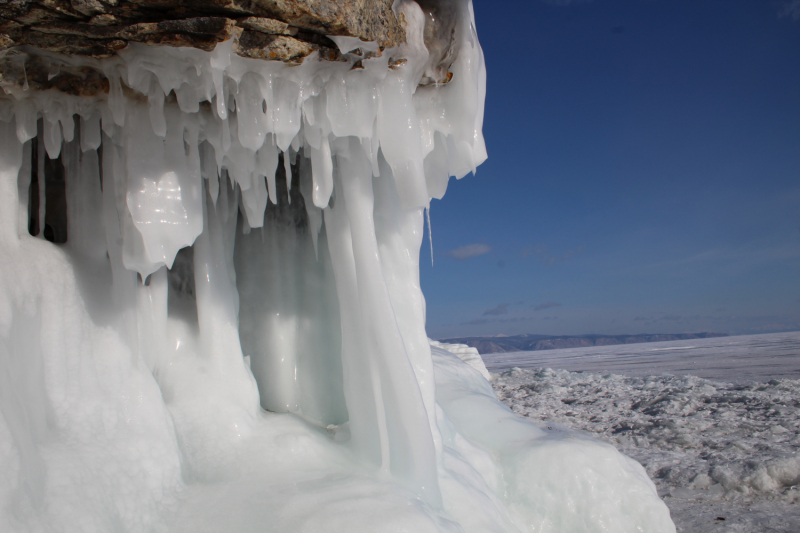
[3,4,484,279]
[0,1,676,532]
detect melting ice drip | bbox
[0,1,675,532]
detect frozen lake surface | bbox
[488,331,800,532]
[483,331,800,383]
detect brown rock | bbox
[234,30,333,64]
[0,0,405,62]
[0,1,462,98]
[237,16,297,36]
[0,53,110,96]
[70,0,109,17]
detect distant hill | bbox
[439,332,729,354]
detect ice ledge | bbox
[429,339,491,381]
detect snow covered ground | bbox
[482,331,800,383]
[487,331,800,532]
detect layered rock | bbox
[0,0,405,63]
[0,1,458,98]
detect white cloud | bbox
[782,0,800,19]
[483,303,510,316]
[445,243,491,260]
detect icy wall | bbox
[0,1,675,532]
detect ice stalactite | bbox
[235,154,347,427]
[0,1,675,532]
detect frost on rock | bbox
[0,1,673,532]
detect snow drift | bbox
[0,1,674,531]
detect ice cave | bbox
[0,1,675,531]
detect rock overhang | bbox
[0,0,459,97]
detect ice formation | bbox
[429,339,491,380]
[0,1,674,531]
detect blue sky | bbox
[421,0,800,339]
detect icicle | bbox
[0,119,24,242]
[298,154,322,260]
[309,135,333,208]
[124,102,202,273]
[218,169,231,224]
[107,71,127,127]
[236,73,269,152]
[100,105,116,138]
[222,115,231,153]
[42,117,62,159]
[36,124,45,237]
[136,266,168,372]
[283,149,292,203]
[59,111,75,144]
[290,131,302,155]
[426,205,433,266]
[331,137,441,506]
[200,142,220,206]
[272,78,302,152]
[211,71,228,120]
[14,100,37,144]
[80,114,102,152]
[16,140,31,238]
[148,82,167,137]
[175,83,201,113]
[375,1,431,209]
[239,170,268,228]
[423,132,450,200]
[326,70,378,140]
